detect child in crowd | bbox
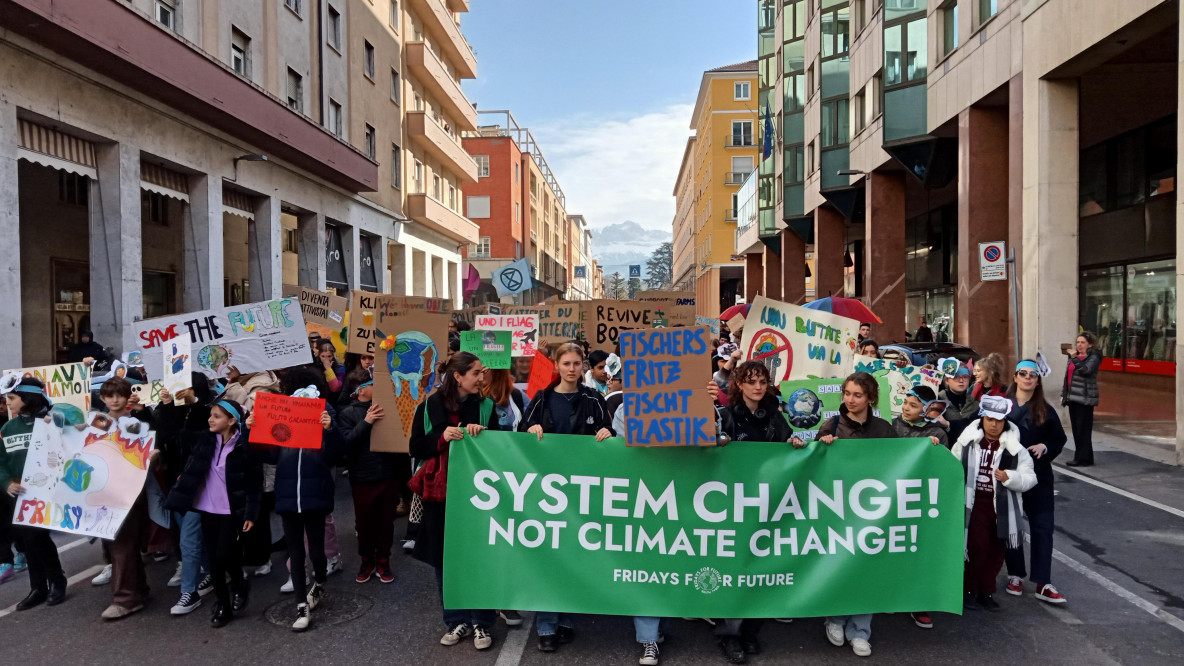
[892,386,949,447]
[337,377,399,585]
[583,350,611,395]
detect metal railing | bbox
[725,172,752,185]
[725,136,755,148]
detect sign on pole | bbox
[978,241,1006,281]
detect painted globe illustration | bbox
[386,332,438,400]
[785,388,822,428]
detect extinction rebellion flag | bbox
[443,433,965,618]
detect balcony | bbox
[724,172,751,186]
[406,42,477,132]
[725,136,756,148]
[407,0,477,79]
[406,111,479,183]
[445,0,469,11]
[406,192,480,244]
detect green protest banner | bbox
[780,377,893,441]
[444,432,964,618]
[460,330,511,369]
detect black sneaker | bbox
[196,574,214,597]
[556,625,575,644]
[740,635,761,655]
[538,634,557,652]
[499,610,524,627]
[978,593,1001,612]
[718,637,747,664]
[963,591,982,611]
[170,592,202,615]
[639,641,660,665]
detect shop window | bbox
[1081,260,1177,375]
[143,270,177,319]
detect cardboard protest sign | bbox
[133,299,310,381]
[503,303,582,341]
[249,392,326,449]
[286,284,348,329]
[461,330,512,370]
[619,327,717,447]
[780,377,893,441]
[451,306,487,329]
[525,353,555,399]
[740,295,858,384]
[348,292,449,354]
[12,415,155,539]
[853,355,944,416]
[636,291,697,327]
[370,313,450,452]
[582,300,654,353]
[3,362,91,421]
[162,335,192,398]
[475,314,538,357]
[696,316,721,335]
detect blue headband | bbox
[1016,360,1039,373]
[352,379,374,397]
[13,385,52,405]
[214,400,242,422]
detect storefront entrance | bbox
[1081,258,1176,375]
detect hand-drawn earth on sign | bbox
[379,331,438,437]
[746,328,793,382]
[499,268,524,292]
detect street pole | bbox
[1007,248,1020,363]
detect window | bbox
[785,145,805,184]
[448,184,456,209]
[142,191,169,225]
[515,202,521,223]
[286,68,303,112]
[284,0,301,16]
[327,6,341,50]
[390,1,400,30]
[871,69,883,117]
[391,145,402,188]
[327,99,342,136]
[821,6,850,58]
[155,0,176,31]
[432,174,442,199]
[283,228,299,253]
[978,0,998,24]
[734,81,751,100]
[514,162,520,183]
[363,41,375,80]
[821,99,850,147]
[885,17,928,87]
[58,172,89,206]
[231,29,249,76]
[806,140,816,175]
[471,236,491,258]
[731,120,754,147]
[853,0,866,33]
[413,160,424,193]
[364,124,376,158]
[854,88,866,133]
[731,156,754,178]
[941,1,959,56]
[390,69,401,103]
[467,196,491,219]
[806,63,816,100]
[474,155,490,178]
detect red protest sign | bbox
[525,353,555,400]
[249,392,326,449]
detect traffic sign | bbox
[979,241,1006,281]
[629,265,642,278]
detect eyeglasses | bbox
[1015,370,1038,378]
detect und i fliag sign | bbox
[619,326,717,447]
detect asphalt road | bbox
[1,449,1182,665]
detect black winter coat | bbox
[1006,398,1067,512]
[816,404,897,440]
[259,403,347,514]
[1063,349,1102,407]
[717,394,795,443]
[337,400,401,484]
[519,384,613,436]
[409,392,503,462]
[164,428,263,522]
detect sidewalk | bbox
[1061,422,1184,512]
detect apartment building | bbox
[567,215,594,300]
[742,0,1182,459]
[0,0,481,369]
[673,136,697,292]
[461,110,585,304]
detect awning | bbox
[222,188,255,220]
[17,119,97,178]
[141,163,190,202]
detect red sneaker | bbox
[1035,584,1067,604]
[356,559,375,583]
[1006,576,1024,596]
[375,559,395,584]
[910,612,933,629]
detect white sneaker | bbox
[254,561,272,577]
[402,539,416,552]
[473,625,493,650]
[850,638,872,657]
[440,623,472,646]
[307,582,324,610]
[167,562,183,587]
[639,641,660,665]
[92,564,113,586]
[292,603,310,632]
[280,576,294,594]
[326,555,342,575]
[824,621,845,647]
[169,592,201,615]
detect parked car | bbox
[877,342,981,369]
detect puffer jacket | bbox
[222,371,281,412]
[717,394,795,443]
[258,403,347,514]
[164,428,263,522]
[337,399,400,484]
[816,404,897,440]
[1063,349,1102,407]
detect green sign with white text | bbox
[443,432,964,617]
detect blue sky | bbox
[461,0,756,238]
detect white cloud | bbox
[530,104,694,233]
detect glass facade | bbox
[883,3,928,143]
[758,0,777,233]
[781,0,808,217]
[819,1,850,190]
[1080,260,1177,375]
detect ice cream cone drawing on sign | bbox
[378,331,438,437]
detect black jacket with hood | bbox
[337,399,401,484]
[164,426,263,522]
[519,384,613,436]
[815,404,897,440]
[716,393,795,443]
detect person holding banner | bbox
[1004,361,1068,605]
[518,343,613,653]
[816,372,897,658]
[1,378,68,611]
[891,386,949,448]
[408,352,501,651]
[164,398,263,628]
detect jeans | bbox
[434,567,495,629]
[281,511,327,604]
[634,616,662,643]
[536,611,575,636]
[1068,403,1095,464]
[828,614,873,641]
[174,510,204,595]
[1006,505,1055,586]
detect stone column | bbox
[0,100,21,368]
[298,212,326,289]
[250,195,283,300]
[374,236,390,293]
[763,246,782,301]
[1008,74,1024,366]
[184,175,224,311]
[1176,1,1184,466]
[1020,76,1079,399]
[91,143,143,354]
[389,243,408,295]
[814,206,846,300]
[957,105,1011,355]
[865,172,907,343]
[780,230,807,305]
[745,253,762,302]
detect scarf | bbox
[959,434,1025,552]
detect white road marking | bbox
[1048,543,1184,635]
[0,564,104,620]
[55,538,91,555]
[1037,599,1084,625]
[1054,464,1184,520]
[493,611,535,666]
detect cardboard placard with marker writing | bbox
[503,303,583,342]
[347,292,449,355]
[369,313,451,453]
[250,392,326,449]
[619,326,717,447]
[581,300,654,352]
[635,290,697,327]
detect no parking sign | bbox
[979,241,1006,281]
